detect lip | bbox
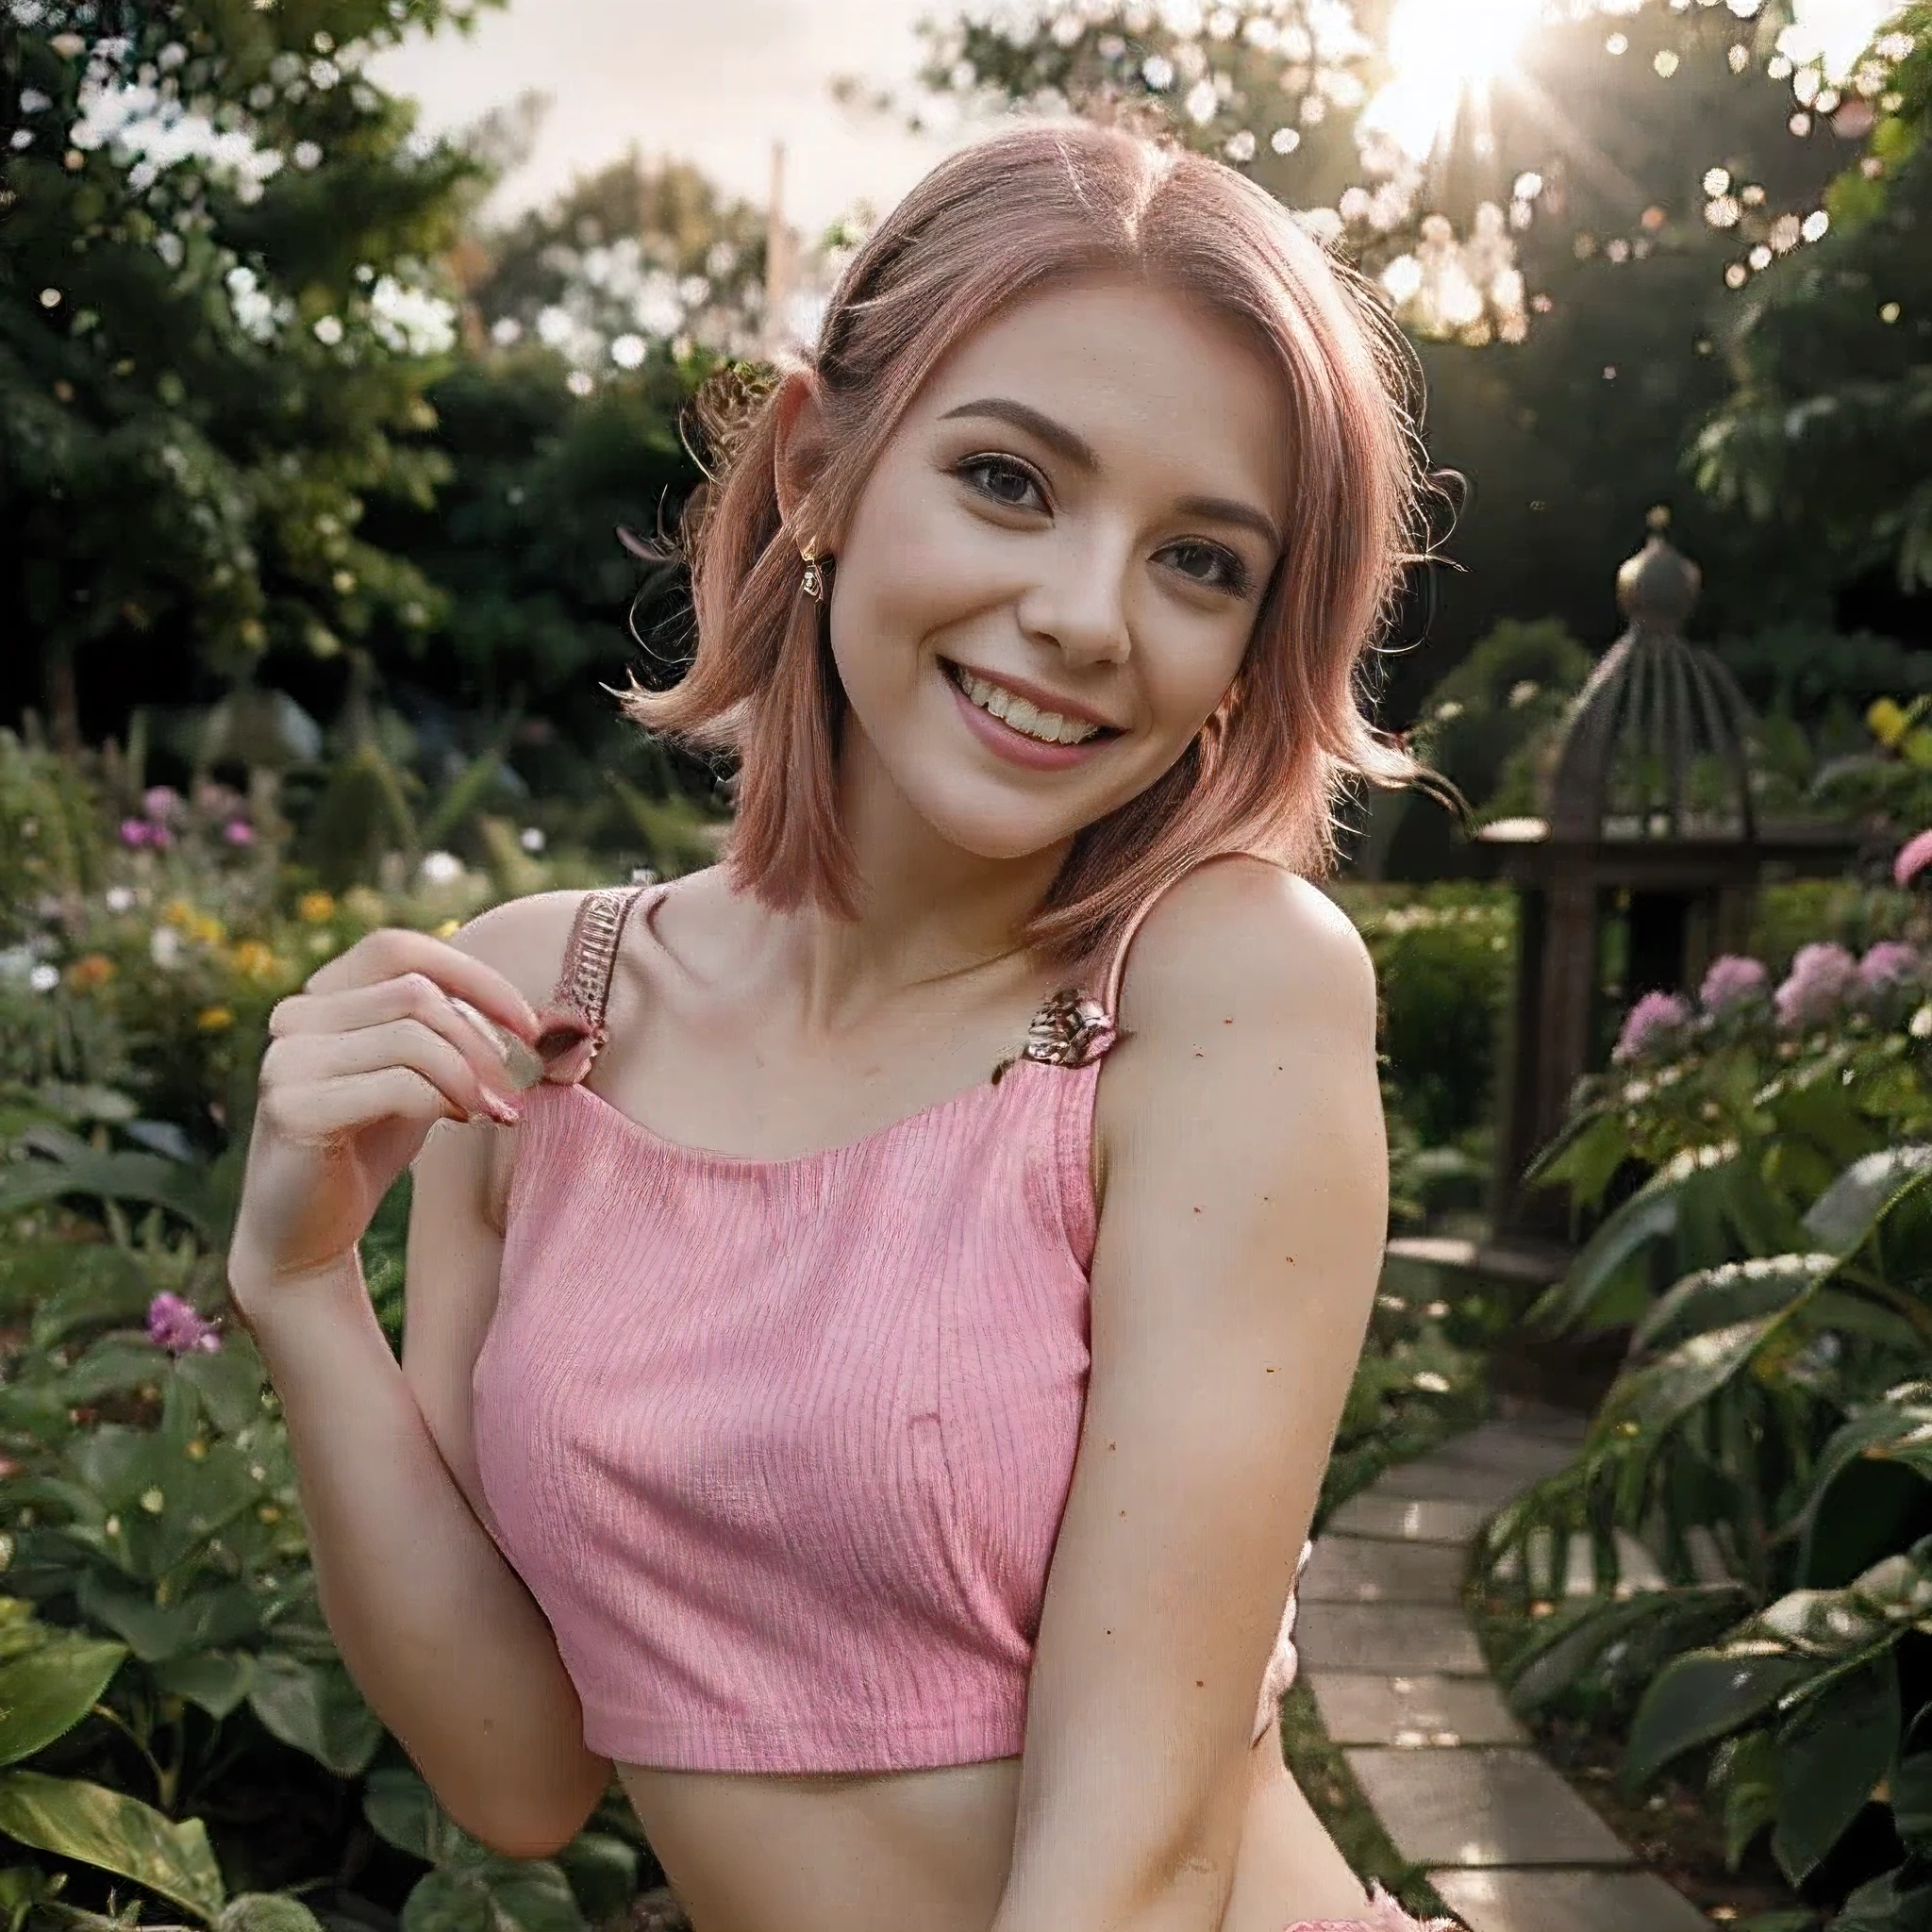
[943,661,1118,772]
[942,658,1124,734]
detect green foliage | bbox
[1475,931,1932,1920]
[2,1,507,739]
[1690,5,1932,593]
[1345,888,1516,1147]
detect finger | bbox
[304,929,541,1042]
[269,975,525,1098]
[273,1018,520,1124]
[271,1065,471,1142]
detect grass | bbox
[1277,1683,1455,1924]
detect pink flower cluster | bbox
[145,1291,221,1356]
[1699,954,1769,1013]
[1896,827,1932,890]
[1612,989,1691,1063]
[117,783,254,850]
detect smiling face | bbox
[809,273,1293,864]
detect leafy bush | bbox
[1338,886,1516,1150]
[1474,925,1932,1924]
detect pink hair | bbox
[622,118,1432,974]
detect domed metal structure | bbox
[1546,511,1757,844]
[1480,512,1862,1247]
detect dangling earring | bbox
[800,539,825,602]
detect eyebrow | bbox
[937,396,1283,553]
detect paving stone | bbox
[1344,1746,1633,1867]
[1299,1536,1468,1605]
[1296,1602,1486,1674]
[1371,1459,1525,1506]
[1307,1670,1524,1746]
[1324,1491,1489,1545]
[1423,1425,1583,1484]
[1428,1868,1709,1932]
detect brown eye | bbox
[1164,541,1252,597]
[958,455,1046,511]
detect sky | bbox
[374,0,961,237]
[375,0,1904,236]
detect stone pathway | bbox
[1304,1410,1710,1932]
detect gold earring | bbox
[800,540,825,602]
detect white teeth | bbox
[957,668,1101,746]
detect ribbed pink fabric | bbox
[471,858,1307,1774]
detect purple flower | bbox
[1857,941,1923,994]
[118,818,151,847]
[1612,990,1691,1064]
[1897,827,1932,890]
[1774,941,1858,1027]
[142,785,182,823]
[222,818,256,846]
[1699,954,1769,1014]
[145,1291,221,1356]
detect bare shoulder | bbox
[446,887,604,1015]
[1112,855,1376,1046]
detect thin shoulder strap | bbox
[1098,850,1276,1021]
[550,880,659,1039]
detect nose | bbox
[1014,529,1133,669]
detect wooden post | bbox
[763,140,796,357]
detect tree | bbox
[1690,4,1932,597]
[0,0,500,749]
[464,151,774,369]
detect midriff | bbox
[614,1726,1371,1932]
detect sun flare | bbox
[1360,0,1902,163]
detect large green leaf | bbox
[1804,1145,1932,1257]
[0,1154,222,1241]
[1534,1171,1681,1334]
[1836,1866,1932,1932]
[60,1339,169,1406]
[1600,1317,1779,1439]
[75,1575,263,1664]
[1709,1729,1777,1869]
[400,1857,586,1932]
[0,1769,225,1922]
[175,1341,267,1438]
[247,1656,382,1777]
[0,1635,125,1766]
[150,1651,258,1722]
[25,1252,155,1350]
[364,1767,472,1867]
[551,1834,636,1923]
[1626,1647,1813,1785]
[1773,1651,1901,1884]
[214,1895,326,1932]
[1634,1252,1836,1355]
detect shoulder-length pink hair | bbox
[623,117,1430,975]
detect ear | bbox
[771,369,835,544]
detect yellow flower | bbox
[65,952,115,991]
[434,918,460,940]
[191,913,225,947]
[298,891,337,924]
[196,1006,234,1033]
[162,897,196,930]
[227,940,278,982]
[1868,697,1908,747]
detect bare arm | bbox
[230,892,611,1858]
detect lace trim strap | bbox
[549,883,653,1041]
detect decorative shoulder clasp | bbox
[990,987,1119,1087]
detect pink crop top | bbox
[470,855,1310,1774]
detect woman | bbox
[227,120,1448,1932]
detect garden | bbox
[3,0,1931,1928]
